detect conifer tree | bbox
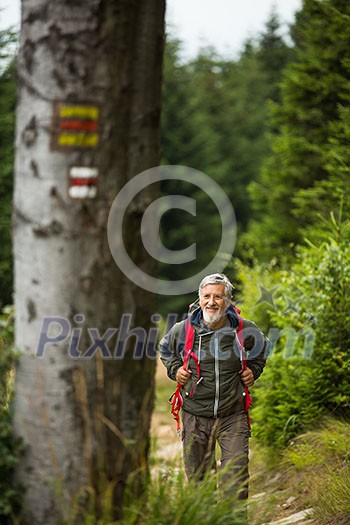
[160,18,292,313]
[245,0,350,261]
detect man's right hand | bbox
[176,366,192,385]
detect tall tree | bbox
[13,1,165,523]
[245,0,350,260]
[160,18,292,313]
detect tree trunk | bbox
[13,1,165,523]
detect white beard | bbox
[203,308,225,326]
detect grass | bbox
[93,369,350,525]
[248,418,350,525]
[122,467,247,525]
[4,350,349,525]
[284,419,350,525]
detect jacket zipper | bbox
[198,335,202,363]
[213,333,220,417]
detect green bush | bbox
[236,215,350,447]
[0,305,23,521]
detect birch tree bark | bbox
[13,0,165,523]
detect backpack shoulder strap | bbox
[232,305,252,430]
[183,318,195,369]
[232,304,244,349]
[168,318,196,436]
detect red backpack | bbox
[168,306,252,435]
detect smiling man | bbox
[159,273,269,517]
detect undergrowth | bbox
[122,467,246,525]
[0,305,23,522]
[4,324,348,525]
[284,418,350,525]
[56,461,247,525]
[249,418,350,525]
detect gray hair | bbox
[198,273,234,299]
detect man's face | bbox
[199,283,228,326]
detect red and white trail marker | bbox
[68,166,98,199]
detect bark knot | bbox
[33,220,64,237]
[22,116,38,147]
[30,159,40,178]
[27,299,37,322]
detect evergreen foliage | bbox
[241,214,350,447]
[244,0,350,261]
[234,1,350,448]
[160,15,292,313]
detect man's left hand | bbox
[240,368,254,387]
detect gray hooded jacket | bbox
[159,303,269,418]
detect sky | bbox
[166,0,302,59]
[0,0,302,59]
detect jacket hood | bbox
[188,299,240,330]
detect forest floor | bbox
[150,358,317,525]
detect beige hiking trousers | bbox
[181,409,250,501]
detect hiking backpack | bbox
[168,306,252,435]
